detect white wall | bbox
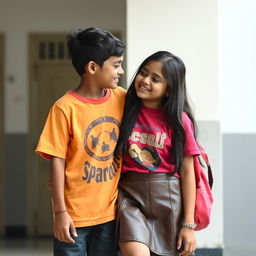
[127,0,223,249]
[127,0,219,121]
[219,1,256,255]
[219,0,256,133]
[0,0,126,133]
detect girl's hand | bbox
[177,227,196,256]
[53,212,77,243]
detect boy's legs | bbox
[53,227,90,256]
[88,220,118,256]
[53,221,117,256]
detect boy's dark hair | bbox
[67,27,125,76]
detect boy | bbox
[36,27,126,256]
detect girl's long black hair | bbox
[115,51,197,174]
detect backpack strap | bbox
[197,142,214,189]
[207,164,213,189]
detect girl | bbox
[115,51,200,256]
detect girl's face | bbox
[135,61,169,109]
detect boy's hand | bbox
[177,227,196,256]
[53,212,78,243]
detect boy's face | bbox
[95,56,124,89]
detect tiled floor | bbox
[0,238,52,256]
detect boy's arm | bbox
[50,156,77,243]
[177,155,196,256]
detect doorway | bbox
[28,34,79,236]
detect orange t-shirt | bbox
[36,87,126,227]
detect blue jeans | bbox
[53,220,118,256]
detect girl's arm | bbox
[50,156,77,243]
[177,155,196,256]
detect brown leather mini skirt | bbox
[117,171,183,256]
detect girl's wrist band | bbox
[182,222,197,229]
[55,210,67,215]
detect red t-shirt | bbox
[122,106,200,176]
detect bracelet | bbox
[55,210,67,215]
[182,222,197,229]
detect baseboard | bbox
[196,248,223,256]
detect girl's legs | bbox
[120,241,151,256]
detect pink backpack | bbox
[194,143,214,231]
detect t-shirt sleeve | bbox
[182,113,200,156]
[35,104,70,160]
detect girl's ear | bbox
[87,61,98,75]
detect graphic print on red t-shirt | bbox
[128,143,161,171]
[122,106,201,175]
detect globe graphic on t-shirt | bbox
[84,116,120,161]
